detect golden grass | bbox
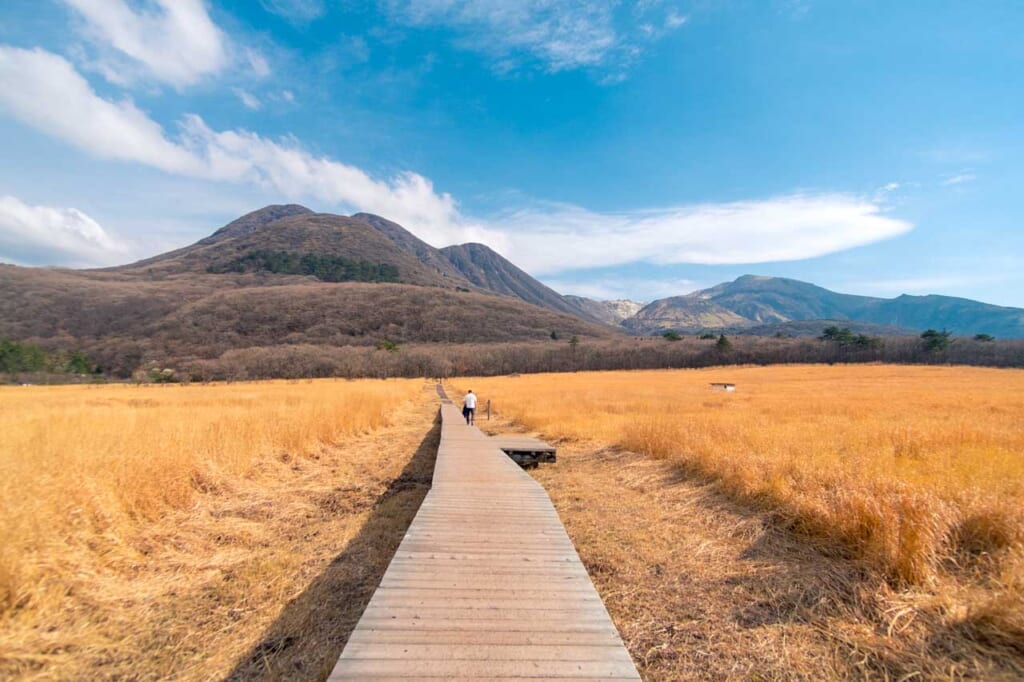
[508,430,1021,679]
[0,378,428,679]
[461,365,1024,657]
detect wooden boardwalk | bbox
[328,399,640,680]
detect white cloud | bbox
[232,88,262,110]
[0,46,912,274]
[0,47,204,173]
[942,173,976,186]
[495,195,913,275]
[62,0,229,87]
[0,196,130,266]
[384,0,684,77]
[281,89,295,102]
[0,46,496,250]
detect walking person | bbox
[462,389,477,425]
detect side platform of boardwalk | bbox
[329,398,640,679]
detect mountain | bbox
[117,205,621,322]
[563,296,644,325]
[623,275,1024,338]
[694,275,874,323]
[0,206,614,376]
[117,207,464,288]
[439,242,601,321]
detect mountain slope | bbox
[698,275,874,323]
[121,205,315,270]
[439,242,600,321]
[350,212,470,283]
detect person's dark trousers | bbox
[466,408,475,424]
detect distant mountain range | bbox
[2,205,1022,378]
[622,275,1024,338]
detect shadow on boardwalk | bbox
[224,411,440,681]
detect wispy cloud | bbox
[665,10,688,29]
[232,87,261,110]
[871,181,902,203]
[260,0,327,24]
[61,0,229,88]
[0,45,913,273]
[0,195,130,266]
[244,48,271,78]
[942,172,976,186]
[383,0,687,78]
[495,195,913,275]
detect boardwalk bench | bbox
[328,399,639,679]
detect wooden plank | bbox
[327,401,639,680]
[329,658,639,678]
[344,629,625,646]
[339,643,636,662]
[351,617,621,633]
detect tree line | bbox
[5,328,1022,383]
[175,331,1024,382]
[0,339,94,376]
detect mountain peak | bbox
[201,204,313,244]
[350,211,388,223]
[440,242,604,323]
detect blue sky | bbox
[0,0,1021,305]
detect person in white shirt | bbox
[462,390,477,425]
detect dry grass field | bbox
[0,378,437,680]
[460,364,1024,678]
